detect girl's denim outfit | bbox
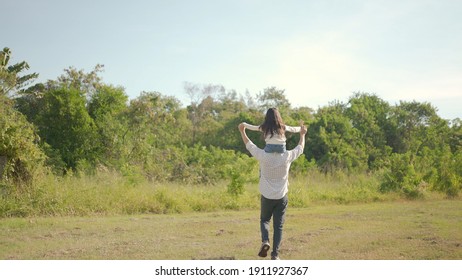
[264,144,286,153]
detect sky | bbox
[4,0,462,120]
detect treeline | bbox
[1,47,461,198]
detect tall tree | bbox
[0,47,38,97]
[387,101,448,154]
[307,101,367,173]
[448,118,462,154]
[0,94,45,185]
[36,88,99,170]
[256,87,291,113]
[15,65,106,125]
[125,92,184,158]
[346,93,392,169]
[88,85,129,166]
[184,82,224,145]
[48,64,104,100]
[0,48,43,185]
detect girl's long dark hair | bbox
[259,108,285,138]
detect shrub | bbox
[0,96,45,186]
[227,170,245,196]
[379,153,424,199]
[432,148,461,198]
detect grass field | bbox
[1,199,461,260]
[1,171,406,217]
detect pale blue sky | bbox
[4,0,462,119]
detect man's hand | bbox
[298,121,307,136]
[238,123,249,144]
[298,123,307,150]
[238,123,245,132]
[300,124,307,135]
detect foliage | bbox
[346,93,392,169]
[448,118,462,153]
[2,47,461,215]
[257,86,291,114]
[87,85,130,168]
[35,87,99,170]
[0,95,45,186]
[0,48,44,186]
[430,148,462,198]
[386,101,448,154]
[47,64,104,99]
[379,152,423,199]
[0,47,38,97]
[306,101,367,173]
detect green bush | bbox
[432,148,461,198]
[379,153,424,199]
[0,96,45,186]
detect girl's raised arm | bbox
[242,122,261,131]
[285,125,301,133]
[285,120,305,133]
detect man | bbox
[238,122,307,260]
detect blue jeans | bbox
[264,144,286,153]
[260,194,288,258]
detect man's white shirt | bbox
[246,141,304,200]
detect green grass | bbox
[0,171,259,217]
[2,170,442,218]
[1,199,461,260]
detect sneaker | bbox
[258,242,270,258]
[271,255,280,260]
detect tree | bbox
[346,93,392,169]
[0,48,43,185]
[431,146,462,198]
[306,101,367,173]
[0,47,38,97]
[387,101,444,154]
[36,88,99,171]
[448,118,462,154]
[206,91,258,150]
[377,101,458,198]
[47,64,104,100]
[15,65,106,127]
[130,91,184,148]
[184,82,224,145]
[88,85,127,119]
[0,94,45,186]
[256,87,291,113]
[121,92,187,179]
[87,85,129,167]
[285,106,314,150]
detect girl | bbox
[242,108,302,153]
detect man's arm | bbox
[240,123,265,160]
[238,123,250,145]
